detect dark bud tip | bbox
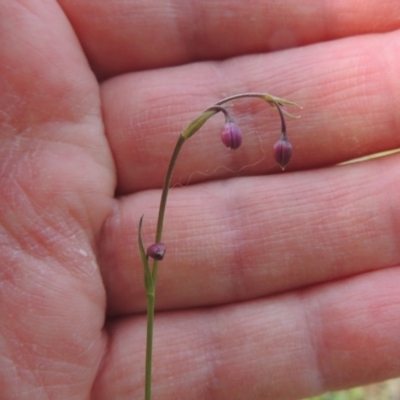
[146,243,166,261]
[273,136,293,170]
[220,122,242,150]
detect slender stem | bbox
[215,92,266,105]
[144,109,218,400]
[155,135,185,245]
[142,92,299,400]
[207,105,231,122]
[144,135,186,400]
[145,293,155,400]
[274,101,287,136]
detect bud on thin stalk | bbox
[207,105,243,150]
[273,135,293,170]
[272,101,293,170]
[220,121,242,150]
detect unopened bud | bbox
[273,136,293,170]
[146,243,166,261]
[220,122,242,150]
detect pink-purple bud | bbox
[220,122,242,150]
[273,136,293,170]
[146,243,166,261]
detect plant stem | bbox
[154,136,185,250]
[144,110,218,400]
[144,292,155,400]
[142,92,300,400]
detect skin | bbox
[1,0,400,399]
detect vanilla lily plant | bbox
[138,93,301,400]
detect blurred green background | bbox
[305,378,400,400]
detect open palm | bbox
[1,1,400,399]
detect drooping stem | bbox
[142,92,300,400]
[151,92,298,250]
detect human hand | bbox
[1,1,400,399]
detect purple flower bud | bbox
[220,122,242,150]
[273,136,293,170]
[146,243,166,261]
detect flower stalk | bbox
[273,100,294,170]
[138,92,301,400]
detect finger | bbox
[98,153,400,315]
[101,29,400,194]
[58,0,400,77]
[0,0,115,228]
[0,1,113,396]
[93,266,400,399]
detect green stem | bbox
[144,109,218,400]
[145,292,155,400]
[154,135,185,246]
[143,92,300,400]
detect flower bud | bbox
[146,243,166,261]
[273,136,293,170]
[220,122,242,150]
